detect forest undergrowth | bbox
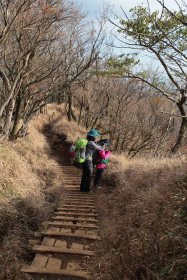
[93,156,187,280]
[0,105,83,280]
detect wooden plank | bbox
[63,176,79,178]
[63,188,80,191]
[57,208,97,213]
[61,201,95,206]
[71,243,84,250]
[63,197,94,201]
[42,237,56,247]
[46,257,61,270]
[47,226,60,233]
[65,192,94,195]
[63,184,80,186]
[32,254,48,268]
[64,198,95,203]
[59,205,94,209]
[52,216,98,223]
[54,212,97,217]
[65,195,94,199]
[21,265,89,279]
[42,230,101,240]
[48,221,99,229]
[33,245,95,256]
[55,240,68,248]
[63,185,80,186]
[48,227,71,234]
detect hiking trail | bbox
[21,165,99,280]
[21,125,100,280]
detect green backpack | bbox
[74,138,88,164]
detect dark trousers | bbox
[80,160,93,192]
[94,168,104,186]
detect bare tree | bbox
[109,0,187,153]
[0,0,106,139]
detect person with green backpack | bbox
[80,128,104,192]
[74,138,88,167]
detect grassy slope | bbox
[0,104,84,280]
[0,104,186,280]
[94,157,187,280]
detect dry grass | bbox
[94,155,187,280]
[1,103,186,280]
[46,104,86,142]
[0,105,69,280]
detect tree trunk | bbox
[0,98,15,141]
[171,116,187,153]
[67,92,76,121]
[11,94,22,137]
[78,96,84,125]
[171,101,187,153]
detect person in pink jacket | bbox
[93,139,111,187]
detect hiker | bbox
[73,138,88,168]
[93,139,111,188]
[80,129,103,192]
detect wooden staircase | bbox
[21,166,99,279]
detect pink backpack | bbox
[96,150,111,169]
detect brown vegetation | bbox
[73,76,182,157]
[0,1,186,279]
[0,104,186,280]
[0,0,105,141]
[94,156,187,280]
[0,105,79,280]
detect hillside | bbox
[0,105,85,280]
[0,105,186,280]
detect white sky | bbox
[76,0,182,18]
[76,0,185,66]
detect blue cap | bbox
[87,129,100,137]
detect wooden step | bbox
[48,221,99,229]
[63,176,81,178]
[64,187,80,190]
[63,183,80,185]
[66,192,95,199]
[32,253,48,267]
[63,180,80,182]
[63,184,81,186]
[61,201,95,205]
[65,194,95,198]
[63,182,80,184]
[62,197,95,205]
[21,265,89,279]
[59,205,95,209]
[64,198,95,202]
[32,245,95,256]
[65,189,88,192]
[57,208,97,213]
[52,216,98,223]
[54,212,97,217]
[42,230,101,240]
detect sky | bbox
[75,0,184,67]
[76,0,182,19]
